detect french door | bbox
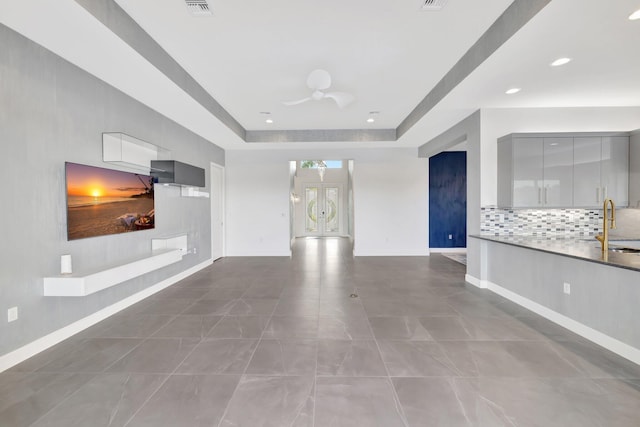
[304,184,341,236]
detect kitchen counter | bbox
[469,233,640,365]
[470,234,640,272]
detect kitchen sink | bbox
[582,238,640,253]
[609,246,640,254]
[608,240,640,250]
[608,240,640,253]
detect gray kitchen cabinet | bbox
[630,130,640,208]
[602,136,629,207]
[543,137,574,207]
[498,135,573,208]
[574,136,629,207]
[573,137,602,207]
[499,137,543,207]
[498,132,629,208]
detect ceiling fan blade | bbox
[282,97,312,106]
[307,69,332,90]
[323,91,355,109]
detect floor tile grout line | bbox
[120,334,213,427]
[303,292,322,427]
[366,311,412,427]
[214,282,280,427]
[29,309,179,414]
[20,371,99,427]
[19,239,640,425]
[120,274,243,427]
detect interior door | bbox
[304,184,341,236]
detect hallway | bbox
[2,237,640,426]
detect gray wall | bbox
[0,24,224,357]
[484,241,640,350]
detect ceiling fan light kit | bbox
[283,69,355,109]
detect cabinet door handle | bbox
[538,187,542,204]
[603,186,607,199]
[544,187,548,204]
[596,187,600,203]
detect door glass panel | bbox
[305,187,318,233]
[324,187,339,233]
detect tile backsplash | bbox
[481,207,601,237]
[612,209,640,239]
[481,207,640,238]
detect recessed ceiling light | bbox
[551,57,571,67]
[265,119,273,124]
[629,9,640,20]
[505,88,521,95]
[367,118,375,123]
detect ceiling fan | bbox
[282,69,355,109]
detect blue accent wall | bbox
[429,151,467,248]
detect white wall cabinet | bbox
[498,132,629,208]
[102,132,169,172]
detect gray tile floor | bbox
[3,237,640,426]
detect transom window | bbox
[300,160,343,169]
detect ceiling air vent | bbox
[421,0,448,11]
[185,0,212,16]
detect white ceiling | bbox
[400,0,640,146]
[1,0,639,150]
[113,0,513,131]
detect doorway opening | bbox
[289,160,355,252]
[429,146,467,264]
[303,184,342,236]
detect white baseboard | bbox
[353,249,430,257]
[225,251,292,257]
[0,259,213,373]
[465,274,640,366]
[430,248,467,253]
[465,274,487,289]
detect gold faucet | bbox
[596,198,616,253]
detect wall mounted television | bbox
[65,162,155,240]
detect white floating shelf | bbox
[44,249,183,297]
[181,187,210,198]
[152,235,188,253]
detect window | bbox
[300,160,343,169]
